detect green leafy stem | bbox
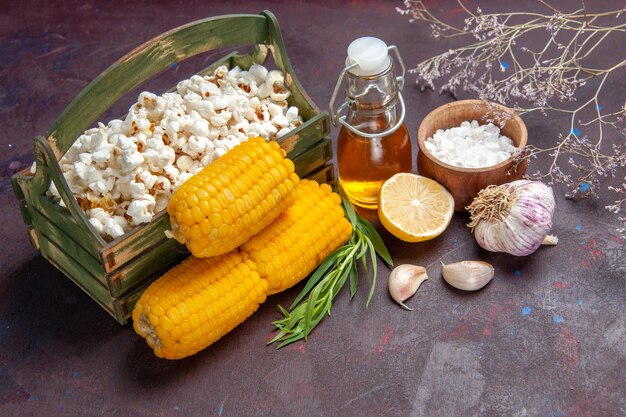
[269,191,393,348]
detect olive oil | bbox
[338,122,412,209]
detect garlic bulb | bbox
[388,264,428,310]
[441,261,494,291]
[466,180,555,256]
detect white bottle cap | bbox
[346,37,391,76]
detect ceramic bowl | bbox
[417,99,528,211]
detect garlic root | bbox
[541,234,558,245]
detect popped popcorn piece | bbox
[127,197,155,225]
[176,155,194,172]
[189,118,210,137]
[130,180,147,199]
[163,164,180,181]
[248,64,268,84]
[266,70,290,101]
[120,149,144,172]
[276,127,292,138]
[143,147,175,172]
[154,194,170,213]
[122,110,151,136]
[285,106,300,123]
[138,170,158,189]
[138,92,166,121]
[104,216,127,239]
[272,114,290,128]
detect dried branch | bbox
[398,0,626,227]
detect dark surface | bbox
[1,1,624,416]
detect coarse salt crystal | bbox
[425,120,517,168]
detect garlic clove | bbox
[441,260,494,291]
[388,264,428,310]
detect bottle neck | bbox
[345,62,400,134]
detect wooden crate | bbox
[11,11,334,324]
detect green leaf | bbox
[349,262,358,298]
[289,248,341,309]
[358,218,393,266]
[365,239,378,307]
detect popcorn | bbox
[143,147,175,172]
[209,111,231,127]
[50,64,305,241]
[272,114,289,128]
[104,216,127,239]
[138,92,166,121]
[91,143,115,165]
[127,197,155,225]
[120,149,144,172]
[276,127,292,138]
[108,119,124,135]
[138,170,158,189]
[87,208,127,237]
[175,155,194,172]
[130,180,147,199]
[248,64,268,84]
[163,164,180,180]
[285,106,300,123]
[122,110,151,136]
[186,135,208,155]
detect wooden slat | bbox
[107,238,187,297]
[292,138,332,178]
[30,208,105,283]
[99,210,171,273]
[113,282,152,325]
[24,190,102,259]
[305,164,336,185]
[37,234,117,319]
[38,232,156,324]
[280,113,329,156]
[28,228,40,250]
[11,171,33,227]
[30,204,184,298]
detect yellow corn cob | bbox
[132,251,268,360]
[167,137,300,258]
[240,180,352,294]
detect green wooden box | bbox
[11,11,334,324]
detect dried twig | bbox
[398,0,626,232]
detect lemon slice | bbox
[378,173,454,242]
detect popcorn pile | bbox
[49,64,304,240]
[424,120,518,168]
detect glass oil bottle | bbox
[330,37,412,209]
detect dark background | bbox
[1,1,624,416]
